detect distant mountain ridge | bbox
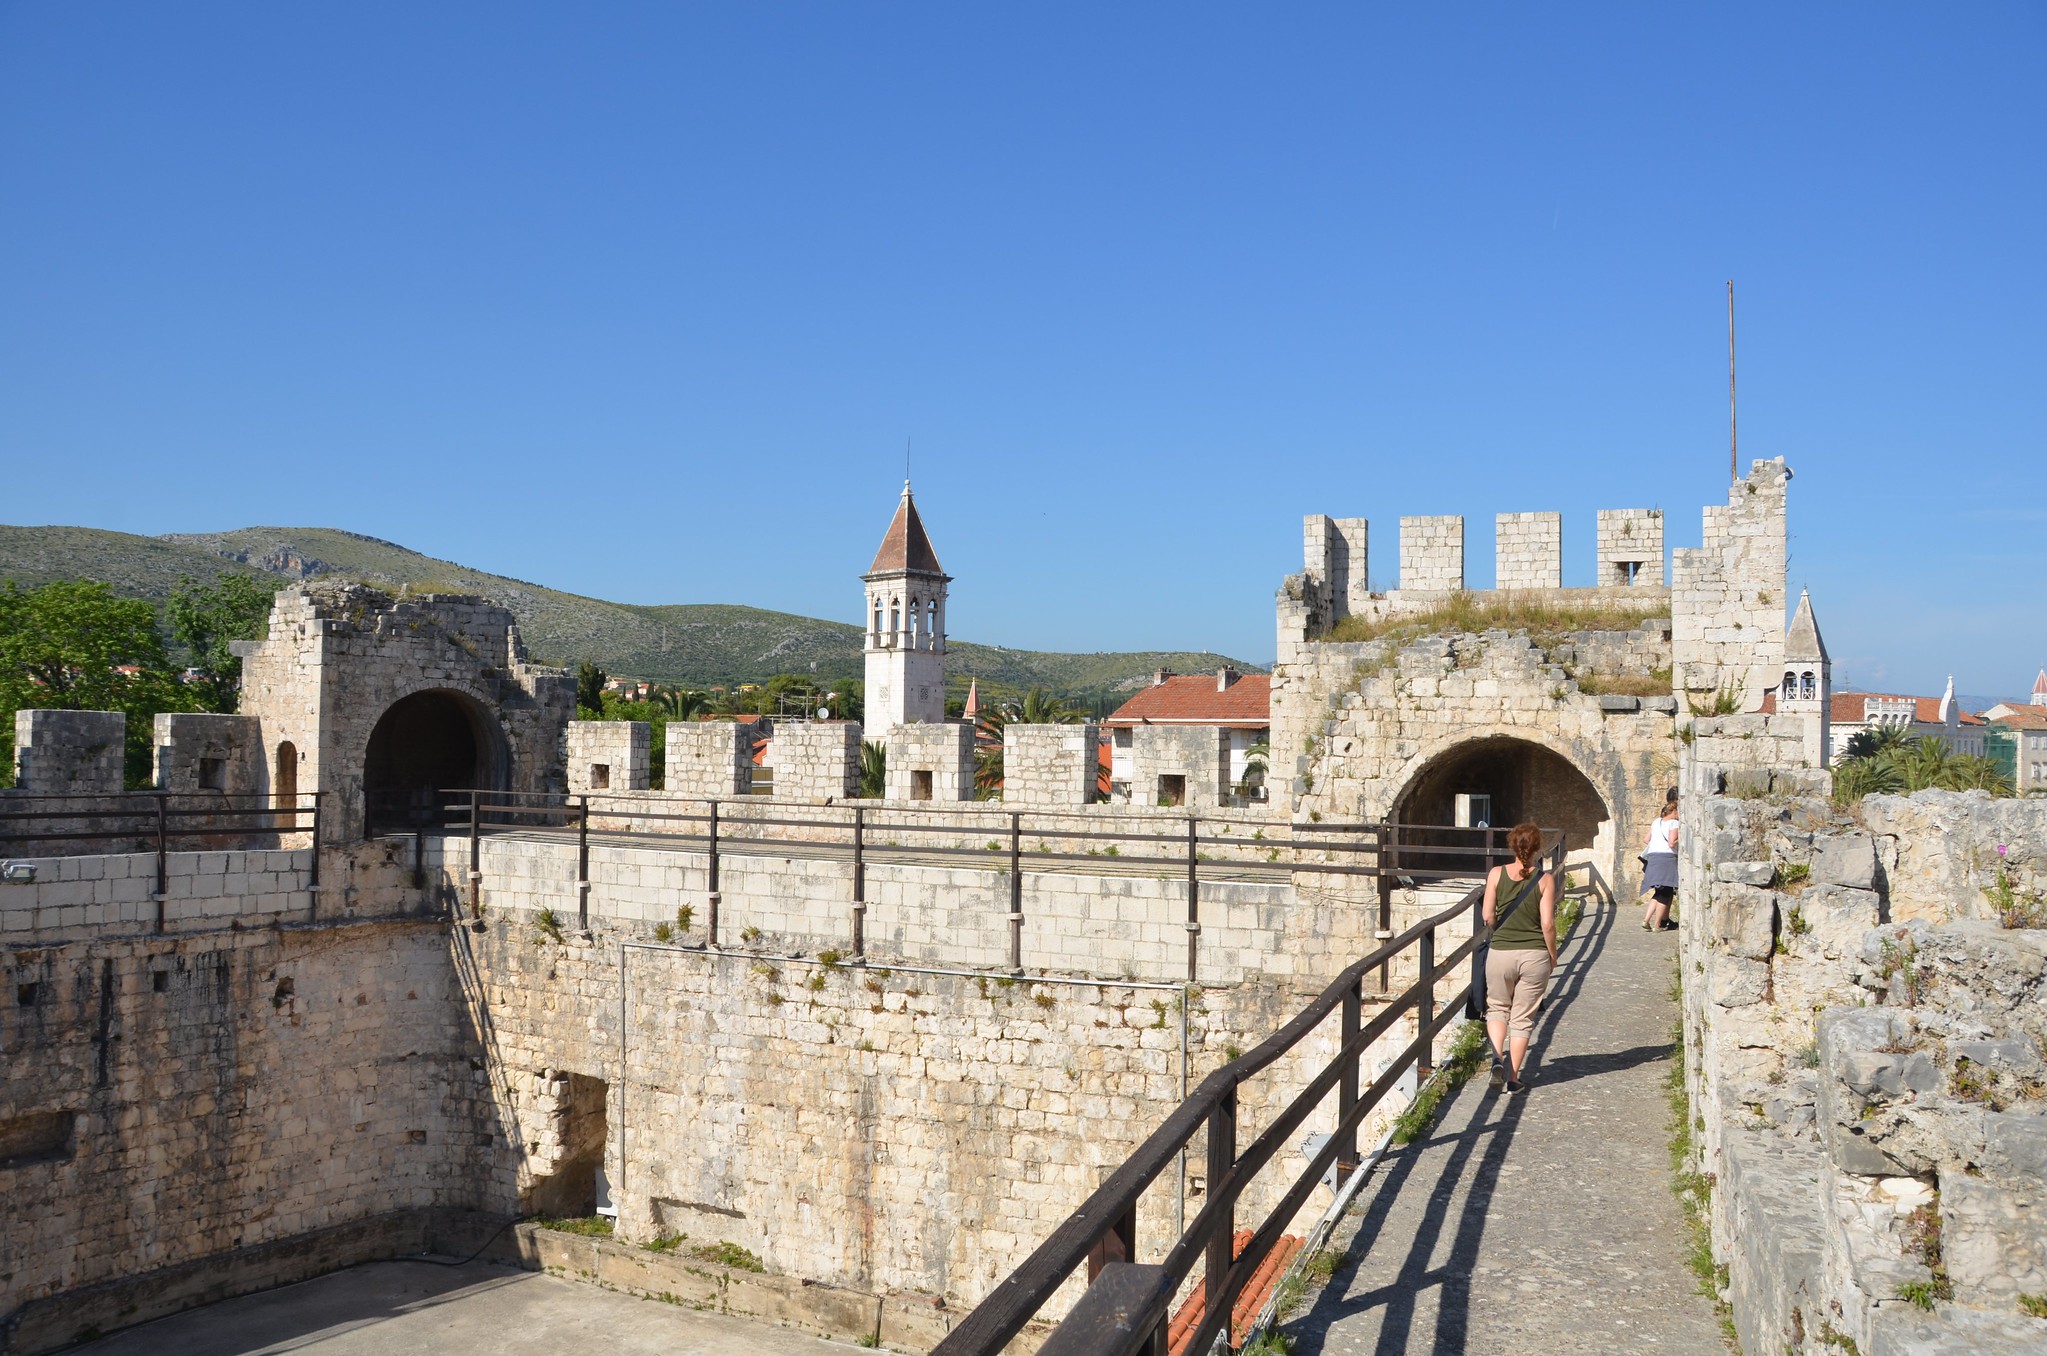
[0,524,1258,694]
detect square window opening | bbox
[910,769,934,801]
[197,757,226,791]
[1158,775,1186,808]
[589,763,610,790]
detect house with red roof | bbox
[1103,668,1270,807]
[1814,678,1986,762]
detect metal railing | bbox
[930,831,1568,1356]
[0,791,325,919]
[406,789,1517,974]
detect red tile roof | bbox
[866,483,945,576]
[1827,692,1984,726]
[1990,706,2047,731]
[1105,673,1270,728]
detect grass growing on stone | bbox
[1665,965,1736,1345]
[1325,593,1666,647]
[2019,1293,2047,1319]
[643,1232,686,1253]
[692,1240,765,1272]
[536,1215,614,1237]
[1572,667,1673,698]
[1391,1021,1490,1147]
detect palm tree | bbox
[1235,739,1269,803]
[1841,723,1908,762]
[859,741,886,798]
[654,687,709,721]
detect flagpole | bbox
[1727,280,1738,483]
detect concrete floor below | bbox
[71,1259,852,1356]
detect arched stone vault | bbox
[1279,629,1675,894]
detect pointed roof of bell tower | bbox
[1785,589,1828,664]
[866,481,946,577]
[2032,668,2046,706]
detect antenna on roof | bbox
[1727,279,1738,483]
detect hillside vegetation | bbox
[0,524,1255,696]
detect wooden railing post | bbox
[1337,977,1360,1184]
[851,804,867,956]
[1008,812,1024,972]
[1184,815,1200,983]
[1376,819,1395,993]
[1417,924,1436,1081]
[1205,1086,1237,1317]
[308,791,323,890]
[153,790,169,933]
[576,794,591,932]
[1085,1203,1139,1282]
[706,799,721,947]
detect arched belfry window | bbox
[927,599,937,643]
[1800,671,1816,700]
[873,600,883,638]
[1784,671,1796,696]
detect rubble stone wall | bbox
[1678,775,2047,1355]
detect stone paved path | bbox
[1286,897,1730,1356]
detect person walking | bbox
[1641,790,1680,931]
[1483,822,1557,1094]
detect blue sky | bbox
[2,5,2041,697]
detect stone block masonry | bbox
[769,722,861,800]
[566,720,650,794]
[1002,724,1101,808]
[1493,512,1561,590]
[665,721,755,799]
[1397,515,1463,592]
[882,722,975,802]
[1671,460,1788,711]
[1123,726,1230,810]
[152,713,264,795]
[12,709,125,794]
[1596,508,1665,588]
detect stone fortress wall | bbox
[1269,461,1805,897]
[1678,751,2047,1353]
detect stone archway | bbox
[1391,734,1612,875]
[362,688,509,832]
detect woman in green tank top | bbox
[1482,822,1558,1094]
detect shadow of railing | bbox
[1285,890,1618,1356]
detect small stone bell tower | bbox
[862,482,949,734]
[1781,589,1832,765]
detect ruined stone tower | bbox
[861,482,948,733]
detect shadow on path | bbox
[1290,897,1623,1356]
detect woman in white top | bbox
[1640,791,1680,931]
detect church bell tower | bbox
[862,482,949,734]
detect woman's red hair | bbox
[1508,822,1543,871]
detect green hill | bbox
[0,524,1258,698]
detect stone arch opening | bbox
[363,689,507,832]
[1392,735,1610,874]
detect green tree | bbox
[0,579,194,787]
[169,572,280,712]
[575,661,608,716]
[654,686,710,721]
[1841,723,1908,762]
[859,741,886,798]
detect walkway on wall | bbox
[1283,897,1730,1356]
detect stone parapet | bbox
[13,709,126,795]
[1596,508,1665,588]
[566,720,650,794]
[1494,511,1561,589]
[665,721,756,799]
[1123,726,1230,809]
[152,712,265,796]
[882,722,976,802]
[1003,723,1100,807]
[769,721,862,801]
[1397,515,1464,592]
